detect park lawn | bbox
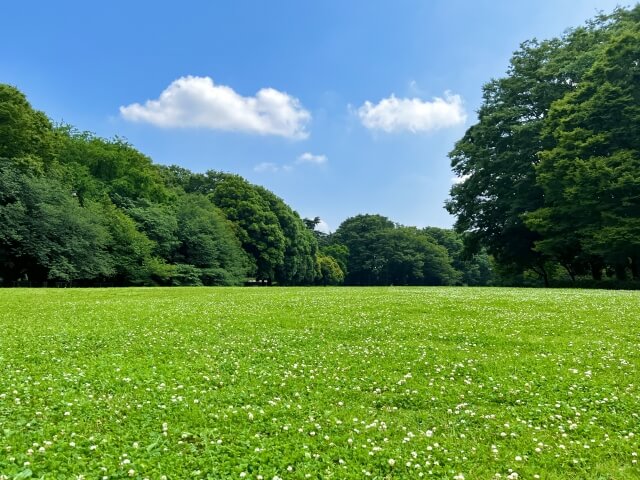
[0,287,638,479]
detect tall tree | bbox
[208,174,286,282]
[0,85,53,168]
[173,194,249,285]
[528,11,640,280]
[446,8,634,284]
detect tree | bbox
[256,186,318,285]
[333,215,458,286]
[0,84,326,287]
[316,254,344,285]
[173,194,249,285]
[446,8,636,285]
[303,216,321,230]
[124,201,180,259]
[334,214,395,285]
[0,84,53,167]
[423,227,494,285]
[179,170,318,285]
[98,201,172,285]
[320,243,349,278]
[208,174,285,282]
[0,163,114,283]
[55,128,170,203]
[528,12,640,280]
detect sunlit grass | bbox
[0,287,639,479]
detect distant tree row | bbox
[307,214,494,286]
[448,5,640,287]
[1,84,490,287]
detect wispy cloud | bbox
[357,91,466,133]
[120,76,311,139]
[296,152,327,165]
[253,162,281,173]
[254,152,328,173]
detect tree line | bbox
[0,84,491,287]
[4,6,634,289]
[447,5,640,287]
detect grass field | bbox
[0,287,639,479]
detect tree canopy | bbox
[0,85,317,286]
[447,5,640,286]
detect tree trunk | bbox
[590,258,604,281]
[562,263,576,282]
[630,256,640,280]
[531,264,550,287]
[615,263,627,281]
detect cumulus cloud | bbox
[295,152,327,165]
[120,76,311,139]
[315,219,331,234]
[357,92,466,133]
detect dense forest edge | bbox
[1,5,638,288]
[450,5,640,288]
[0,87,490,287]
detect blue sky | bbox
[1,0,631,232]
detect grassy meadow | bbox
[0,287,639,479]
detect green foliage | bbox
[179,171,319,285]
[320,243,349,277]
[98,201,168,285]
[256,186,318,285]
[208,174,286,281]
[316,254,344,285]
[424,227,494,286]
[54,127,170,203]
[528,12,640,280]
[333,215,460,286]
[0,85,318,286]
[448,5,640,286]
[125,201,180,259]
[173,194,249,285]
[0,84,53,164]
[0,163,113,283]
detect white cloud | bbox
[357,91,466,133]
[120,76,311,139]
[316,219,331,234]
[253,162,281,173]
[296,152,327,165]
[254,152,327,174]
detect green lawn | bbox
[0,287,639,479]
